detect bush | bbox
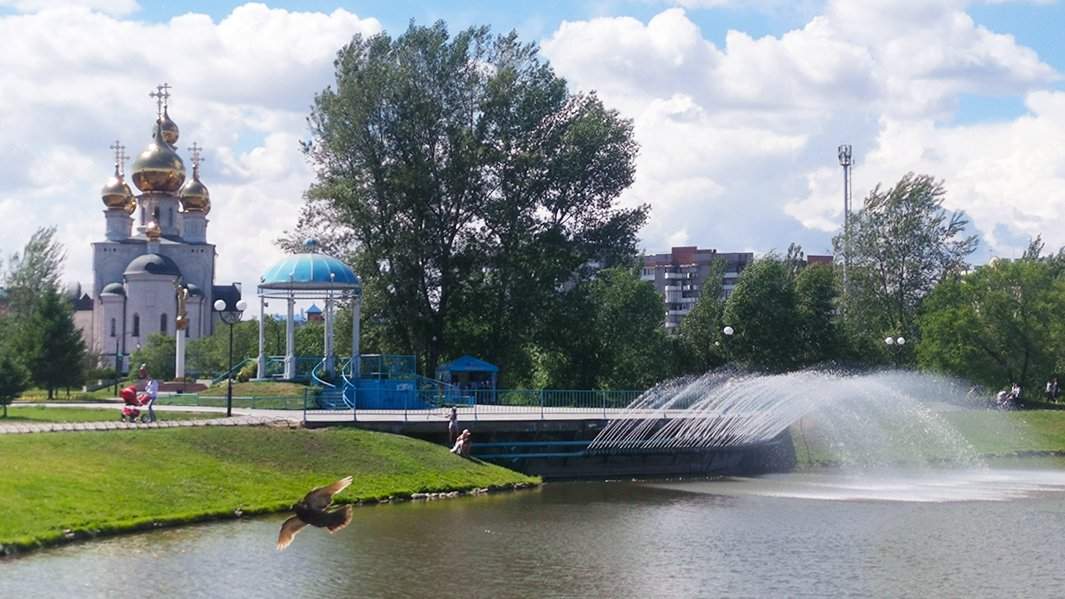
[237,362,257,383]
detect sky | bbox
[1,0,1063,314]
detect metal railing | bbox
[302,386,646,422]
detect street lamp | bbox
[722,326,735,337]
[884,335,905,368]
[214,297,247,416]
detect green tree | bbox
[0,349,29,417]
[917,254,1065,401]
[722,257,800,372]
[18,289,86,398]
[130,333,176,382]
[836,173,977,364]
[288,21,644,380]
[676,258,727,373]
[187,320,260,377]
[587,268,672,389]
[794,264,841,366]
[4,226,66,319]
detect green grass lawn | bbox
[1,406,222,423]
[792,409,1065,466]
[199,381,311,398]
[16,386,118,402]
[0,427,537,553]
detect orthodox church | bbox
[79,83,241,371]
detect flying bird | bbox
[276,476,354,551]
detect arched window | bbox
[160,313,168,334]
[132,314,140,337]
[110,318,116,337]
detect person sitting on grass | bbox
[450,429,472,457]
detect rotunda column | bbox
[324,295,335,375]
[351,295,361,379]
[256,295,266,381]
[284,296,296,380]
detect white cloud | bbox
[542,3,1062,258]
[0,4,381,314]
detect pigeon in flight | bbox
[276,476,354,551]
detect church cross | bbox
[188,142,205,172]
[149,82,172,119]
[108,140,128,176]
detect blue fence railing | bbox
[303,386,646,421]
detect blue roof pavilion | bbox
[256,240,363,380]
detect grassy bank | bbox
[0,427,537,554]
[199,381,310,398]
[2,406,222,423]
[792,410,1065,466]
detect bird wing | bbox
[303,476,353,510]
[276,516,308,551]
[324,505,353,534]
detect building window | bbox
[160,313,168,334]
[110,318,116,337]
[132,314,140,337]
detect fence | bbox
[303,387,646,422]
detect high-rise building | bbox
[641,247,754,330]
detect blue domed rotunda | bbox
[257,240,362,380]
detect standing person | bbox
[1048,379,1056,403]
[447,406,459,446]
[140,364,159,423]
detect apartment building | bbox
[641,247,754,331]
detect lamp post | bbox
[113,337,121,396]
[214,297,247,417]
[884,335,905,368]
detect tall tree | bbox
[836,173,977,362]
[4,226,66,318]
[586,268,672,389]
[722,257,801,372]
[292,21,644,379]
[676,258,727,373]
[18,289,86,398]
[917,253,1065,400]
[0,348,29,417]
[794,264,840,366]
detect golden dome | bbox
[159,108,179,146]
[131,123,185,193]
[145,219,161,241]
[179,167,210,214]
[101,174,135,210]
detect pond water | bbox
[5,464,1065,598]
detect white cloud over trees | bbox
[0,1,1060,302]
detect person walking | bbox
[139,364,159,423]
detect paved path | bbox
[0,404,300,435]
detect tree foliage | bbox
[4,226,66,319]
[722,257,801,372]
[837,173,977,362]
[17,289,86,398]
[289,21,644,380]
[917,253,1065,399]
[0,349,29,417]
[676,258,727,373]
[794,264,841,366]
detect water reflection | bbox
[5,469,1065,598]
